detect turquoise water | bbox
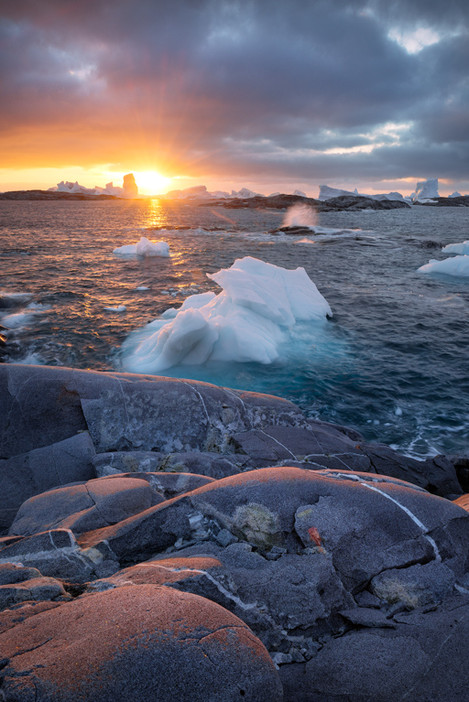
[1,199,468,458]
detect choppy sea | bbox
[1,198,468,459]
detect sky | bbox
[1,0,468,196]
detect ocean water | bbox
[1,198,468,459]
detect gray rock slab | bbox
[0,584,283,702]
[0,431,96,531]
[371,561,456,608]
[0,576,68,610]
[362,442,462,497]
[0,528,114,582]
[283,594,469,702]
[0,563,42,585]
[10,477,157,537]
[156,451,244,478]
[93,450,165,475]
[231,424,365,466]
[94,450,243,479]
[0,364,88,457]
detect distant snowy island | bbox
[1,176,468,208]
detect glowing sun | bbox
[134,170,170,195]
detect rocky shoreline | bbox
[2,189,468,209]
[1,363,469,700]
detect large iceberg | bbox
[318,185,404,202]
[113,237,170,257]
[418,255,469,277]
[411,178,439,202]
[120,256,332,373]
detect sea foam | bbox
[120,256,332,373]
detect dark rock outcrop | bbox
[1,363,469,700]
[203,193,410,212]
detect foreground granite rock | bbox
[0,584,282,701]
[1,363,469,701]
[0,364,462,530]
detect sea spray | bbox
[282,203,317,229]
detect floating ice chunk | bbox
[120,256,332,373]
[104,305,127,312]
[135,286,150,291]
[418,255,469,277]
[113,237,170,257]
[442,240,469,255]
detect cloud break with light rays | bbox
[0,0,468,196]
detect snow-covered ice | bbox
[113,237,170,257]
[418,255,469,277]
[120,256,332,373]
[442,240,469,255]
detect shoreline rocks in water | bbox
[1,363,469,700]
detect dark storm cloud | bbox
[0,0,468,188]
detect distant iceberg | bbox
[120,256,332,373]
[318,184,404,202]
[410,178,439,202]
[50,173,139,198]
[113,237,170,257]
[164,185,264,200]
[418,255,469,277]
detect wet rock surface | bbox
[1,363,469,700]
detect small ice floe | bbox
[135,286,150,291]
[442,240,469,255]
[418,255,469,277]
[120,256,332,373]
[113,237,170,257]
[104,305,127,312]
[395,407,403,416]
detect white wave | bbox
[120,256,332,373]
[418,255,469,277]
[14,352,44,365]
[1,312,36,329]
[442,240,469,255]
[113,237,170,257]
